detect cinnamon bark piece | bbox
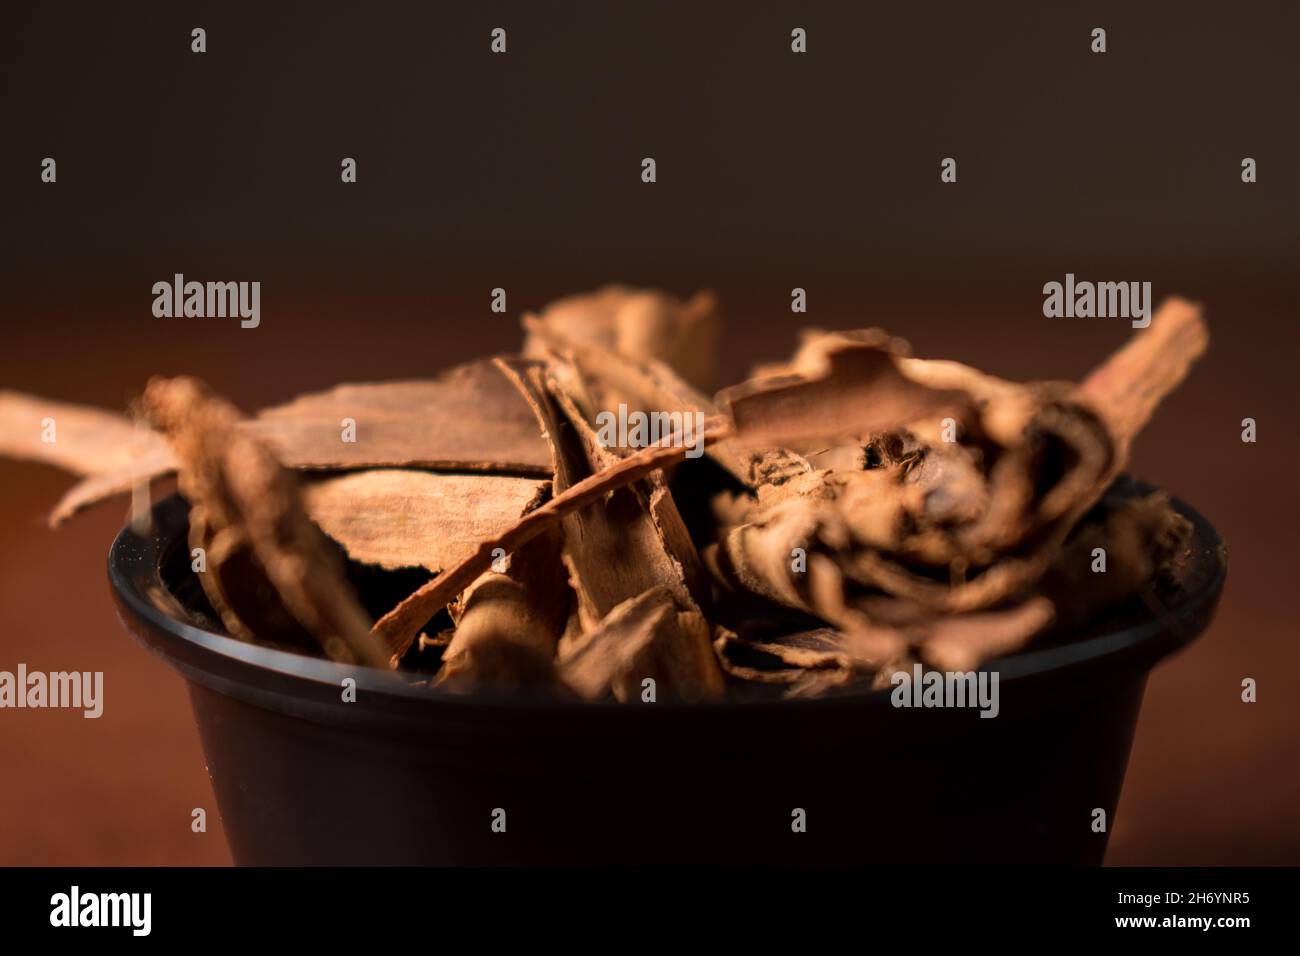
[49,450,176,526]
[494,358,723,699]
[523,285,721,392]
[1038,490,1194,629]
[434,526,571,692]
[38,359,552,524]
[0,391,171,477]
[713,626,901,686]
[142,376,389,668]
[299,470,549,572]
[371,405,732,659]
[534,366,705,623]
[249,360,552,473]
[715,329,974,453]
[557,587,722,702]
[0,391,175,527]
[1077,297,1209,457]
[522,314,764,486]
[916,598,1056,673]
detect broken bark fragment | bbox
[523,285,721,392]
[492,358,723,697]
[1077,298,1209,459]
[917,598,1056,673]
[1039,490,1194,630]
[185,504,320,653]
[528,364,704,621]
[558,587,723,702]
[250,361,552,473]
[50,448,176,527]
[435,527,571,691]
[713,626,898,686]
[522,313,759,486]
[0,391,175,527]
[715,329,974,453]
[142,376,389,668]
[38,360,552,524]
[300,470,549,572]
[0,390,171,477]
[371,404,732,658]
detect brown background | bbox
[0,2,1296,864]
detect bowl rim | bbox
[107,476,1227,715]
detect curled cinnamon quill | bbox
[707,299,1205,674]
[718,304,1203,585]
[142,376,389,668]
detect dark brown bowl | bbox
[108,477,1226,865]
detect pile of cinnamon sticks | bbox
[0,287,1208,700]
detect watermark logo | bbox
[1042,274,1151,328]
[152,274,261,328]
[50,886,151,936]
[890,663,999,718]
[0,664,102,718]
[594,403,706,459]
